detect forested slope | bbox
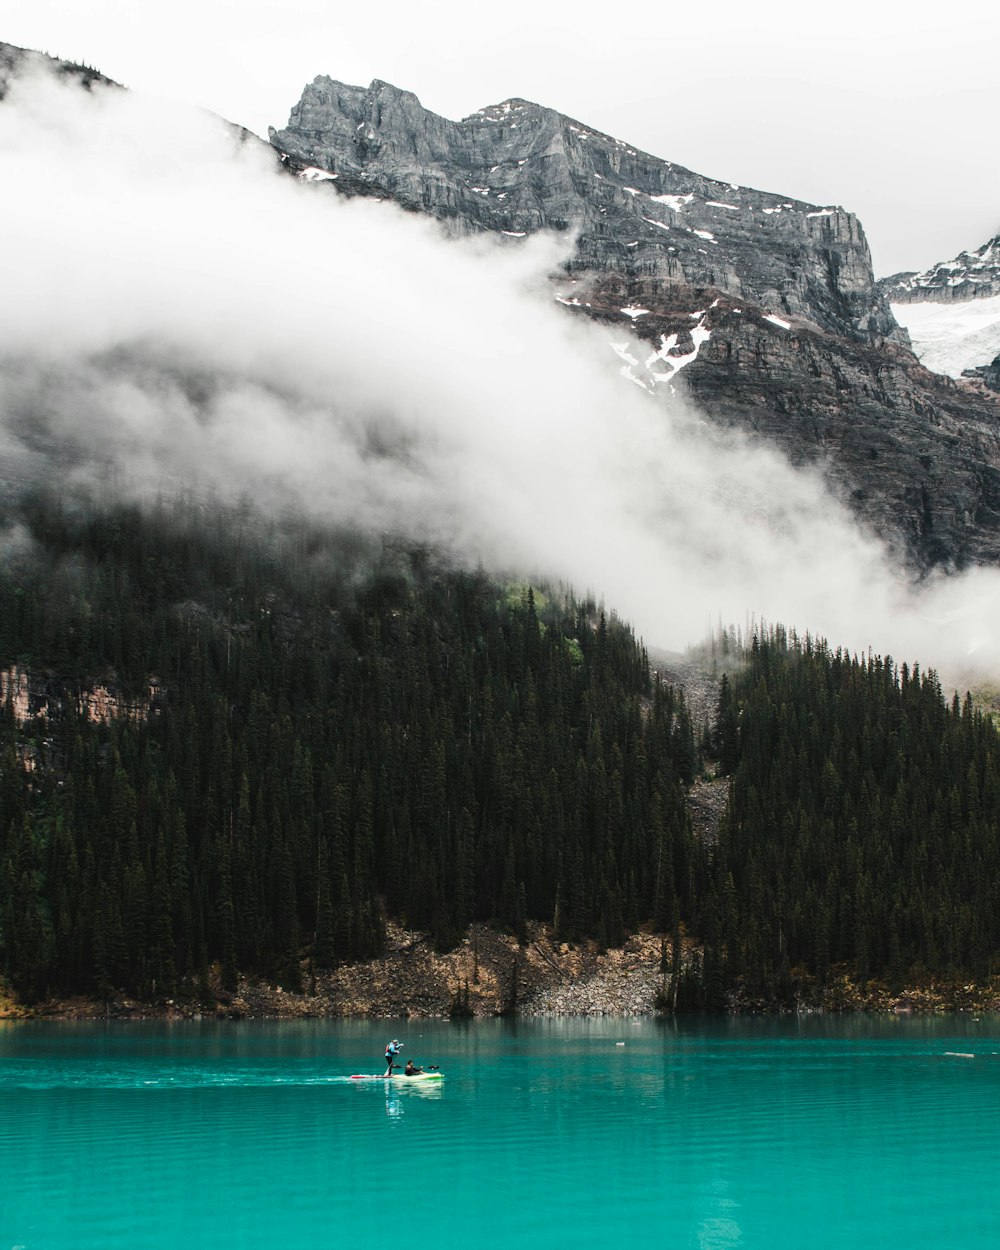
[699,629,1000,1007]
[3,497,1000,1013]
[0,496,700,1003]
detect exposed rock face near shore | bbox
[9,924,670,1021]
[15,921,1000,1022]
[235,923,670,1018]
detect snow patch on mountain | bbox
[649,192,694,211]
[643,317,713,386]
[891,295,1000,378]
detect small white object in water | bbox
[616,1042,625,1047]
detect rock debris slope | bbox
[271,78,1000,573]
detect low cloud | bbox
[2,65,1000,688]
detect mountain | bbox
[5,492,1000,1015]
[5,46,1000,1017]
[270,78,1000,573]
[878,234,1000,393]
[0,40,116,97]
[0,40,267,155]
[880,235,1000,304]
[270,79,901,345]
[0,495,701,1004]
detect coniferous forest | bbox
[0,494,699,1003]
[3,496,1000,1010]
[698,629,1000,1007]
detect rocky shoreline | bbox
[5,921,1000,1021]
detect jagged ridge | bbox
[270,77,901,345]
[6,48,1000,573]
[879,234,1000,304]
[269,75,1000,574]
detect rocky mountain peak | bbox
[265,73,1000,574]
[879,234,1000,304]
[468,98,537,120]
[270,76,902,347]
[6,46,1000,576]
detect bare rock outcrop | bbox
[270,77,1000,574]
[271,79,900,346]
[880,235,1000,304]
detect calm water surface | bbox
[2,1015,999,1248]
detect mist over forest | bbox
[2,63,1000,683]
[4,56,1000,1015]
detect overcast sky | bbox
[6,0,999,278]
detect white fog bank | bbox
[3,67,1000,688]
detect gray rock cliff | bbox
[271,78,1000,574]
[271,78,902,347]
[5,46,1000,579]
[879,235,1000,304]
[963,353,1000,393]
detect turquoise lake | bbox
[2,1015,999,1248]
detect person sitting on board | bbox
[403,1059,440,1075]
[384,1039,403,1077]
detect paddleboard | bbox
[349,1072,444,1081]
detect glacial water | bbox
[2,1015,999,1249]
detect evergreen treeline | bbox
[0,496,700,1002]
[699,627,1000,1006]
[7,499,997,1013]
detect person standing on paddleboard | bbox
[384,1038,403,1077]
